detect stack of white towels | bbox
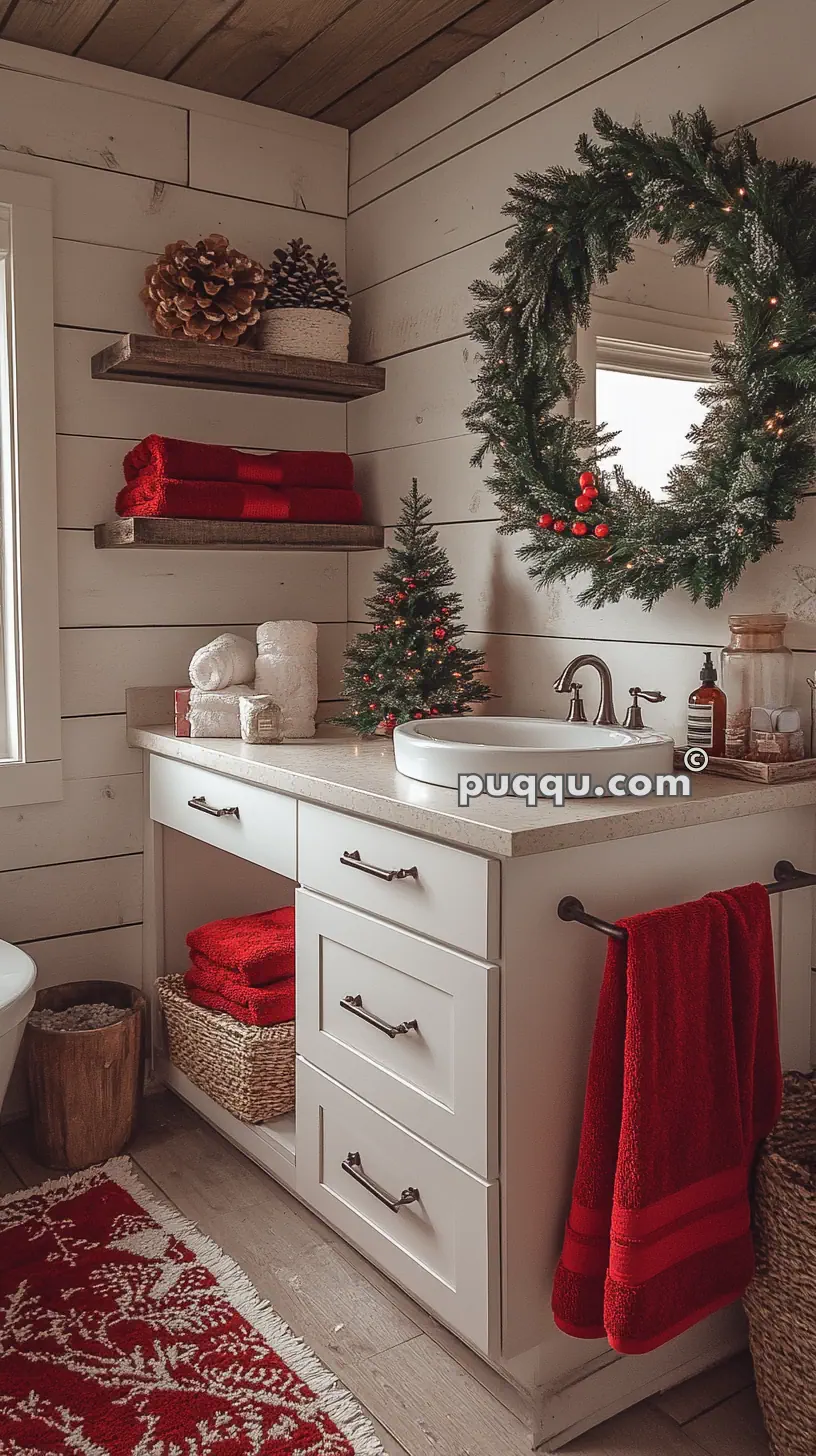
[187,622,318,739]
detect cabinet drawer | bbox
[149,754,296,879]
[297,1062,498,1355]
[296,891,497,1177]
[298,802,499,959]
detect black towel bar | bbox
[557,860,816,943]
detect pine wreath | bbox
[466,107,816,609]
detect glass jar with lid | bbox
[721,614,802,761]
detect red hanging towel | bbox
[186,907,295,986]
[552,882,782,1354]
[115,478,362,523]
[184,964,295,1027]
[123,436,354,490]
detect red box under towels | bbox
[174,688,191,737]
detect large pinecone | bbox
[140,234,268,345]
[266,237,349,314]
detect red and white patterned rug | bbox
[0,1158,384,1454]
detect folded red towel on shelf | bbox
[188,949,293,990]
[551,882,782,1355]
[186,907,295,987]
[187,948,290,990]
[115,477,362,523]
[124,435,354,490]
[184,963,295,1027]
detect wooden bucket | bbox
[25,981,145,1169]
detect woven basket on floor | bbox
[157,975,294,1124]
[744,1070,816,1456]
[256,307,350,360]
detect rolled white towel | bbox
[189,633,256,691]
[256,620,318,655]
[255,651,318,739]
[188,685,254,738]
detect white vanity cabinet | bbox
[295,891,499,1176]
[298,800,500,960]
[135,729,816,1450]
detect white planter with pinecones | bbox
[258,307,350,361]
[259,238,351,361]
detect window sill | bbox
[0,759,63,808]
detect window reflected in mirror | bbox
[595,357,709,501]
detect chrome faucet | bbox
[553,654,619,726]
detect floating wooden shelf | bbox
[90,333,386,401]
[95,518,384,551]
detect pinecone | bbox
[265,237,349,315]
[140,234,269,345]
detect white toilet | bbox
[0,942,37,1107]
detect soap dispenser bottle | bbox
[687,651,726,756]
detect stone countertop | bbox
[127,723,816,858]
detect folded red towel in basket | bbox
[184,964,295,1027]
[186,907,295,986]
[115,477,362,523]
[551,882,782,1355]
[124,435,354,489]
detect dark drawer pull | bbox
[188,795,240,819]
[341,994,419,1040]
[342,1151,420,1212]
[340,849,418,882]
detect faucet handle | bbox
[565,683,587,724]
[623,686,666,730]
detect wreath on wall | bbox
[466,108,816,609]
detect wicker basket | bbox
[744,1071,816,1455]
[257,307,350,360]
[157,975,294,1124]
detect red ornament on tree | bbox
[582,484,599,500]
[574,495,592,512]
[538,512,554,529]
[594,523,610,538]
[433,627,447,640]
[579,470,596,490]
[368,702,378,710]
[362,673,371,683]
[447,643,457,654]
[571,520,589,536]
[413,711,424,719]
[553,519,567,533]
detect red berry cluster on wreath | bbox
[537,471,610,540]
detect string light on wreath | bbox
[465,105,816,609]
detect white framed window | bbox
[576,299,728,501]
[0,168,61,807]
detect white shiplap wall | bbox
[345,0,816,741]
[0,41,348,1043]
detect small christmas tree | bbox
[335,482,492,736]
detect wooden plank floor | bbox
[0,1092,771,1455]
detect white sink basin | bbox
[393,716,675,791]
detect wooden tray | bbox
[673,749,816,783]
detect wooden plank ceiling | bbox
[0,0,551,130]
